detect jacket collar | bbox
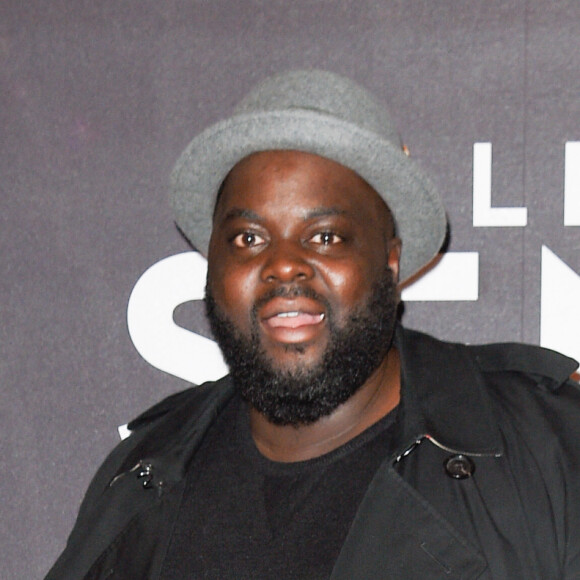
[393,325,504,458]
[118,377,237,488]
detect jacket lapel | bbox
[331,326,502,579]
[330,463,487,579]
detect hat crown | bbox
[171,69,446,282]
[234,70,401,147]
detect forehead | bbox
[213,150,394,230]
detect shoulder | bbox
[118,374,235,463]
[465,341,580,433]
[401,325,577,393]
[453,340,580,481]
[47,378,235,578]
[400,326,579,452]
[468,341,578,391]
[76,376,235,516]
[127,375,234,431]
[469,339,579,426]
[433,336,580,431]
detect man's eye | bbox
[310,232,343,245]
[232,232,265,248]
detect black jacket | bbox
[46,327,580,579]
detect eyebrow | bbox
[218,206,348,224]
[221,207,262,222]
[305,207,348,219]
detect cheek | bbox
[319,241,390,311]
[207,259,260,326]
[320,261,375,313]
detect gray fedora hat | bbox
[170,69,447,282]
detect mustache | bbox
[252,285,331,312]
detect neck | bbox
[249,347,401,462]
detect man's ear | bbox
[387,237,402,283]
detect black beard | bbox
[205,269,399,426]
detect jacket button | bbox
[444,454,475,479]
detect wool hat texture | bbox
[170,69,447,282]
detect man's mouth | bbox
[265,311,325,329]
[258,297,327,344]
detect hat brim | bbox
[170,109,446,283]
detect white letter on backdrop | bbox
[127,252,228,385]
[540,246,580,362]
[472,142,527,227]
[401,252,479,301]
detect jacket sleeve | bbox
[558,379,580,578]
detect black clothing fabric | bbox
[159,394,397,579]
[45,326,580,579]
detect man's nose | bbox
[260,241,315,283]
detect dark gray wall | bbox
[2,1,579,577]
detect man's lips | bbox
[265,311,325,329]
[258,297,327,341]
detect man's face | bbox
[206,150,401,424]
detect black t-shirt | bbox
[160,394,397,579]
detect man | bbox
[47,70,580,579]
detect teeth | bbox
[274,312,325,320]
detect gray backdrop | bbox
[2,1,579,578]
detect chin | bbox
[262,337,327,369]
